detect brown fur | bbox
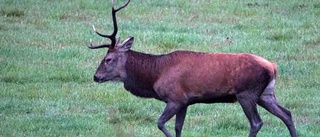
[123,50,274,104]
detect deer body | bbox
[88,0,297,137]
[122,50,274,104]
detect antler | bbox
[89,0,131,49]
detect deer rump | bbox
[123,51,275,105]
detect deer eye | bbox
[105,58,112,64]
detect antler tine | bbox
[108,0,130,48]
[114,0,131,12]
[88,38,111,49]
[92,25,112,38]
[89,0,131,49]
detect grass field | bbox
[1,0,320,136]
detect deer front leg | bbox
[175,106,188,137]
[158,102,183,137]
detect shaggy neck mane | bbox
[123,50,174,98]
[125,50,168,83]
[122,50,201,98]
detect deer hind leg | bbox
[257,79,297,137]
[236,92,263,137]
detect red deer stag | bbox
[88,0,297,137]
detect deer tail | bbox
[271,62,278,78]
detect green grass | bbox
[1,0,320,136]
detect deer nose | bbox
[93,75,101,83]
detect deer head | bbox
[89,0,132,83]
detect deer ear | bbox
[119,36,134,52]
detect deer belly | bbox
[185,86,237,105]
[187,92,237,104]
[126,86,159,99]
